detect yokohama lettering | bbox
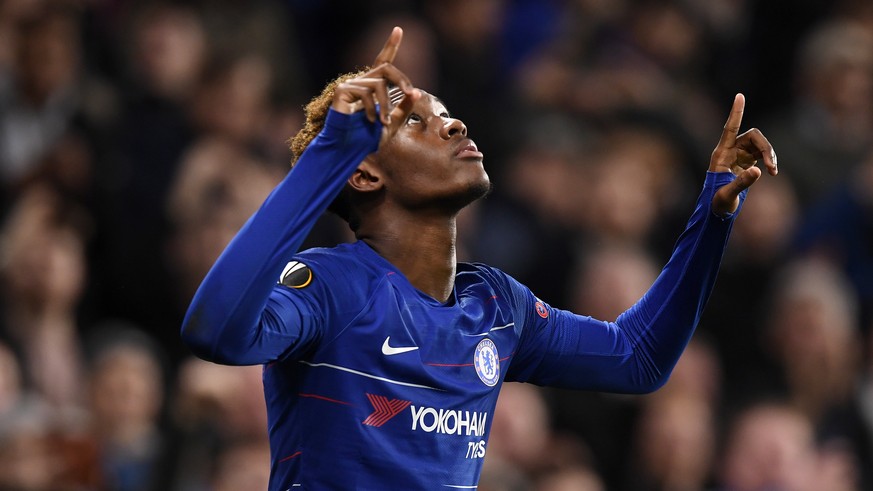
[409,405,488,437]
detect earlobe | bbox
[347,159,383,192]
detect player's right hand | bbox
[332,26,421,134]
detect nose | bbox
[440,117,467,139]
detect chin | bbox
[425,171,491,212]
[470,178,493,201]
[454,177,492,209]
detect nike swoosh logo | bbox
[382,336,419,355]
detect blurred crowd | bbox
[0,0,872,490]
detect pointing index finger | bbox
[372,26,403,67]
[718,93,745,148]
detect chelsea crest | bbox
[473,338,500,387]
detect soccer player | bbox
[181,27,777,490]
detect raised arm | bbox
[180,28,418,364]
[509,94,778,392]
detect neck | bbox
[357,212,458,303]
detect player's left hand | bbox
[709,93,778,215]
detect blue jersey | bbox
[181,109,746,490]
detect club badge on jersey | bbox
[279,261,313,289]
[473,338,500,386]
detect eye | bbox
[406,113,422,125]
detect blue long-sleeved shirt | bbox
[181,108,745,490]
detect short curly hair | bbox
[287,69,368,227]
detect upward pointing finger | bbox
[372,26,403,67]
[718,93,746,149]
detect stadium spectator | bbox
[165,137,283,306]
[792,147,873,331]
[763,19,873,207]
[166,356,268,490]
[0,184,89,414]
[85,325,172,491]
[0,6,82,186]
[715,401,860,491]
[762,259,869,488]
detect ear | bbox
[347,157,383,192]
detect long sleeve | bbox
[507,172,745,392]
[180,110,380,364]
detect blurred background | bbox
[0,0,872,489]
